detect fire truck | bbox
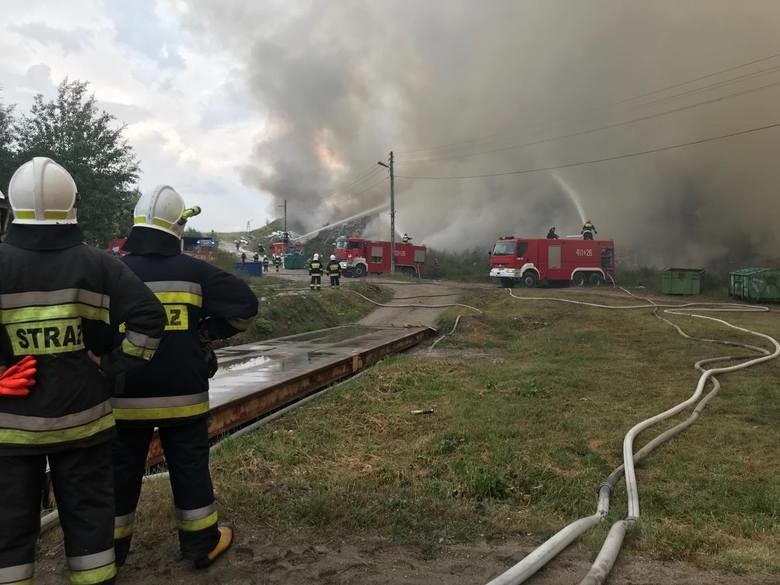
[334,235,427,277]
[489,236,615,288]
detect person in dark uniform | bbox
[327,254,341,287]
[273,255,282,272]
[546,227,559,239]
[308,253,323,290]
[111,186,258,570]
[0,190,11,241]
[0,157,165,585]
[581,220,597,240]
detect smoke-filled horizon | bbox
[185,0,780,267]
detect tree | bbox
[183,227,203,238]
[0,96,16,193]
[15,79,140,244]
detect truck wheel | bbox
[521,272,538,288]
[589,273,604,287]
[500,277,514,289]
[572,272,587,287]
[353,264,367,277]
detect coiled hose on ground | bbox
[486,288,778,585]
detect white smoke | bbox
[182,0,780,267]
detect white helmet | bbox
[313,253,319,261]
[133,185,200,239]
[330,254,336,260]
[8,157,78,225]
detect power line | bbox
[394,49,780,157]
[396,78,780,164]
[395,121,780,180]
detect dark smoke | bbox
[184,0,780,267]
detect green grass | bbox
[229,280,392,344]
[158,287,780,574]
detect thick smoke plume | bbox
[185,0,780,267]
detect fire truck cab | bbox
[334,235,426,277]
[489,236,615,288]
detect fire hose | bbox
[485,289,777,585]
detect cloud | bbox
[103,0,185,69]
[8,22,94,53]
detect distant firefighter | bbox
[309,253,323,290]
[581,220,597,240]
[546,227,559,239]
[273,255,282,272]
[401,232,412,244]
[327,254,341,287]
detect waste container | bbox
[234,261,263,277]
[662,268,704,295]
[729,267,780,302]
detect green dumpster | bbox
[662,268,704,295]
[283,253,306,269]
[729,267,780,302]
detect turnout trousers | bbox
[329,275,340,287]
[112,418,220,565]
[0,442,116,585]
[310,275,321,290]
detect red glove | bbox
[0,355,38,397]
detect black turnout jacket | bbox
[0,224,165,454]
[114,228,258,425]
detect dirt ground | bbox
[32,278,777,584]
[36,526,775,584]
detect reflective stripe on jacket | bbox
[0,224,165,453]
[119,245,258,425]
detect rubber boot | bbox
[194,526,233,569]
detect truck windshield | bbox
[335,237,347,249]
[492,242,515,255]
[492,241,527,256]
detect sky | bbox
[0,0,271,233]
[2,1,780,266]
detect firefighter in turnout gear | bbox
[581,220,597,240]
[112,186,258,570]
[273,254,282,272]
[327,254,341,287]
[0,190,11,241]
[0,157,165,585]
[309,253,323,290]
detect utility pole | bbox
[378,151,395,273]
[283,199,288,237]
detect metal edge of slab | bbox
[145,326,434,465]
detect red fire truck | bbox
[334,235,427,277]
[489,236,615,287]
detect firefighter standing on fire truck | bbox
[327,254,341,287]
[309,253,323,290]
[0,157,165,585]
[581,220,597,240]
[111,186,258,570]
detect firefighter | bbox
[262,255,270,271]
[0,157,165,585]
[273,254,282,272]
[309,253,323,290]
[0,190,11,241]
[581,220,597,240]
[327,254,341,287]
[112,186,258,569]
[240,251,247,264]
[252,252,259,262]
[546,227,559,239]
[401,233,412,244]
